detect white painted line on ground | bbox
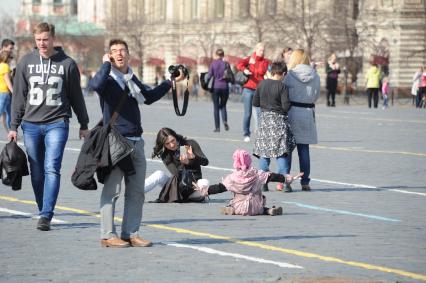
[389,189,426,196]
[2,142,423,197]
[166,242,303,269]
[0,207,67,224]
[310,178,377,189]
[282,202,401,222]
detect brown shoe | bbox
[123,236,153,247]
[101,237,130,248]
[219,206,235,215]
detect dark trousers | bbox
[367,88,379,108]
[212,88,229,129]
[416,87,426,108]
[327,89,337,106]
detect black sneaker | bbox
[262,184,269,192]
[37,217,51,231]
[284,184,293,193]
[224,122,229,131]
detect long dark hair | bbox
[151,127,187,159]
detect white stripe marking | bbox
[166,242,303,269]
[0,207,67,223]
[4,141,423,197]
[389,189,426,196]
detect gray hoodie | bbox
[283,64,320,144]
[11,47,89,131]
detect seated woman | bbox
[146,127,226,202]
[194,149,302,216]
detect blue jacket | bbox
[89,62,172,137]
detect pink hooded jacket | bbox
[222,150,269,216]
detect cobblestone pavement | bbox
[0,95,425,283]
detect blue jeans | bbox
[211,88,229,129]
[0,93,11,129]
[289,144,311,185]
[22,120,69,220]
[242,88,260,137]
[259,155,291,175]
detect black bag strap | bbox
[171,76,189,116]
[109,86,130,127]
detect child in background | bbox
[382,76,390,109]
[194,149,302,216]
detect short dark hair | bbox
[33,22,55,37]
[109,39,129,51]
[0,50,11,63]
[270,61,287,76]
[1,39,15,48]
[215,48,224,57]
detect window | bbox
[265,0,276,16]
[214,0,224,18]
[70,0,77,14]
[239,0,250,17]
[191,0,199,19]
[157,0,166,20]
[32,0,41,4]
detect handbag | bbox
[178,168,196,199]
[234,71,248,85]
[222,62,235,84]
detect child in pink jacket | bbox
[195,149,302,216]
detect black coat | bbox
[156,139,208,203]
[71,125,135,190]
[0,141,29,191]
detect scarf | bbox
[110,66,145,104]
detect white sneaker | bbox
[243,136,250,143]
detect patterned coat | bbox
[283,64,320,144]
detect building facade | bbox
[103,0,425,93]
[15,0,106,73]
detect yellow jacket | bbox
[365,66,381,89]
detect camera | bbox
[168,64,189,78]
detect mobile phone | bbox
[179,146,186,154]
[110,56,115,63]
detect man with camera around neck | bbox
[90,38,184,248]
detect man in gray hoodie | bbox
[8,22,89,231]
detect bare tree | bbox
[106,0,157,79]
[273,0,331,59]
[0,12,15,41]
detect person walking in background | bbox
[207,49,230,132]
[325,53,340,107]
[191,73,200,101]
[253,61,295,192]
[413,66,426,108]
[283,49,320,192]
[1,39,15,133]
[89,39,185,248]
[365,62,381,108]
[0,51,13,133]
[237,42,270,143]
[411,68,420,106]
[381,76,390,109]
[8,22,89,231]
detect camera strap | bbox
[171,77,189,116]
